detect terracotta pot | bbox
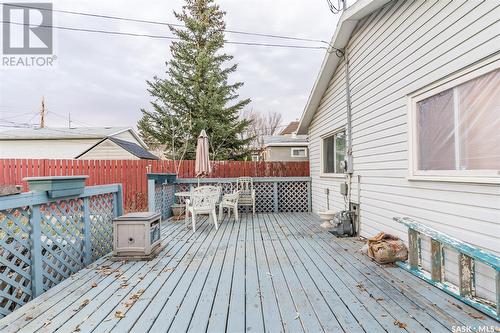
[171,204,184,217]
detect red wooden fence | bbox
[0,159,309,212]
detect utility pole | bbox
[68,113,72,128]
[39,97,45,128]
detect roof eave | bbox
[297,0,392,134]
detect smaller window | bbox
[291,148,307,158]
[322,130,346,174]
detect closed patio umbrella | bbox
[195,130,211,184]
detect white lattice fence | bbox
[149,177,311,215]
[278,182,310,212]
[0,184,122,318]
[254,182,276,212]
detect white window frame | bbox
[320,127,346,178]
[290,147,307,158]
[408,56,500,184]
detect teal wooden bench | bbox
[394,217,499,321]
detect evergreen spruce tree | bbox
[138,0,252,160]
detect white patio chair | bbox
[218,191,240,222]
[237,177,255,215]
[185,186,219,232]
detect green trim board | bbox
[395,216,500,321]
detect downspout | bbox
[344,48,353,174]
[344,48,357,234]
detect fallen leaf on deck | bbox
[42,320,51,327]
[294,312,300,320]
[376,298,384,301]
[468,313,484,319]
[115,311,126,319]
[120,283,129,289]
[78,299,90,309]
[356,283,366,292]
[123,300,134,307]
[74,324,81,332]
[25,316,33,321]
[91,282,98,288]
[393,320,407,328]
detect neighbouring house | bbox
[298,0,499,302]
[0,127,159,160]
[279,121,300,136]
[261,134,308,162]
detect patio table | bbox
[174,191,192,199]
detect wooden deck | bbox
[0,213,497,332]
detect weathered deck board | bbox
[0,213,496,333]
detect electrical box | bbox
[340,183,348,196]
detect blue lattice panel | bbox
[0,183,122,319]
[0,207,32,317]
[39,199,85,291]
[160,184,175,220]
[154,184,163,216]
[89,194,114,261]
[278,182,309,212]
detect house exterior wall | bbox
[264,146,309,161]
[76,140,139,160]
[0,139,99,158]
[308,0,499,301]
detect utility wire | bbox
[1,21,327,50]
[0,111,38,120]
[48,110,98,128]
[8,3,330,45]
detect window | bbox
[291,148,307,158]
[409,64,500,183]
[322,130,346,175]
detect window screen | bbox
[323,130,346,173]
[416,69,499,171]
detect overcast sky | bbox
[0,0,341,131]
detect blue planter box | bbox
[147,173,177,184]
[24,176,89,199]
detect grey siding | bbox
[264,146,309,161]
[308,0,500,301]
